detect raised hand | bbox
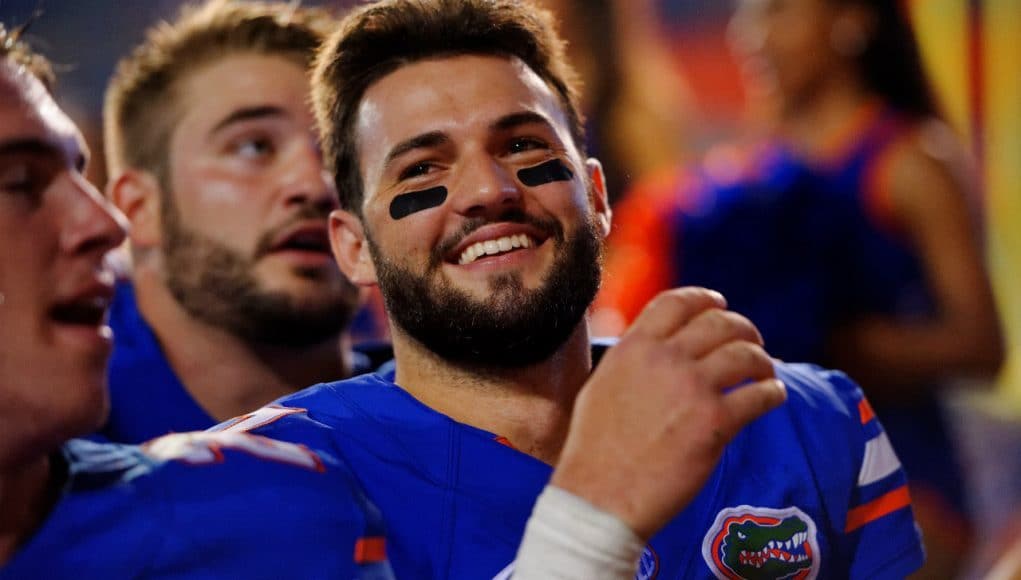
[553,287,786,539]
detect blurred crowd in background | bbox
[2,0,1019,577]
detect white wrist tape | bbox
[510,485,645,579]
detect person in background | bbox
[596,0,1004,575]
[535,0,694,202]
[98,0,390,443]
[0,23,394,579]
[215,0,925,577]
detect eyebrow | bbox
[210,105,288,136]
[0,138,62,159]
[490,111,555,133]
[0,137,89,172]
[383,131,450,168]
[381,111,557,170]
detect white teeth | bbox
[457,234,534,264]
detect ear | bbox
[107,170,163,249]
[830,3,876,57]
[329,209,378,286]
[585,158,613,239]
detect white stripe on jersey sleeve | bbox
[858,431,902,487]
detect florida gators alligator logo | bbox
[701,506,820,580]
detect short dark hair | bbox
[312,0,585,214]
[104,0,335,187]
[0,21,55,89]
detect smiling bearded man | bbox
[211,1,925,579]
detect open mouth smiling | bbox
[456,233,535,265]
[445,223,550,267]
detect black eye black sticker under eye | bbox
[517,159,574,187]
[389,186,448,220]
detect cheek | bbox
[0,226,50,298]
[171,173,269,241]
[538,182,591,220]
[183,166,263,208]
[367,203,439,255]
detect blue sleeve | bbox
[816,369,926,578]
[140,432,393,579]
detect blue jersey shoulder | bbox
[715,362,924,579]
[100,281,215,443]
[1,437,392,579]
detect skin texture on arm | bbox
[828,124,1004,401]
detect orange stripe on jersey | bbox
[861,122,919,240]
[818,100,884,166]
[858,398,876,425]
[844,485,912,533]
[354,536,387,564]
[493,436,516,449]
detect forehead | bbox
[0,64,85,160]
[174,52,313,130]
[355,54,573,162]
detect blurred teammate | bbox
[0,24,392,579]
[597,0,1003,575]
[214,1,925,577]
[98,0,390,443]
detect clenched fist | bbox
[553,287,787,539]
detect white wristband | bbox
[509,485,645,579]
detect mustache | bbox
[253,204,334,258]
[429,208,565,269]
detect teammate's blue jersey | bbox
[98,280,391,443]
[216,361,924,579]
[0,436,393,579]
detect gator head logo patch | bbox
[701,505,820,580]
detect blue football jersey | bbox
[98,280,389,444]
[215,361,924,579]
[0,436,393,579]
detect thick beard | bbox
[160,200,359,348]
[369,209,602,371]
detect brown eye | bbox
[0,160,52,201]
[233,137,276,160]
[508,137,548,154]
[399,162,434,180]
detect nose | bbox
[278,136,338,213]
[62,174,127,259]
[450,156,523,220]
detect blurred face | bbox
[338,55,610,368]
[163,53,358,347]
[730,0,843,109]
[0,64,126,460]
